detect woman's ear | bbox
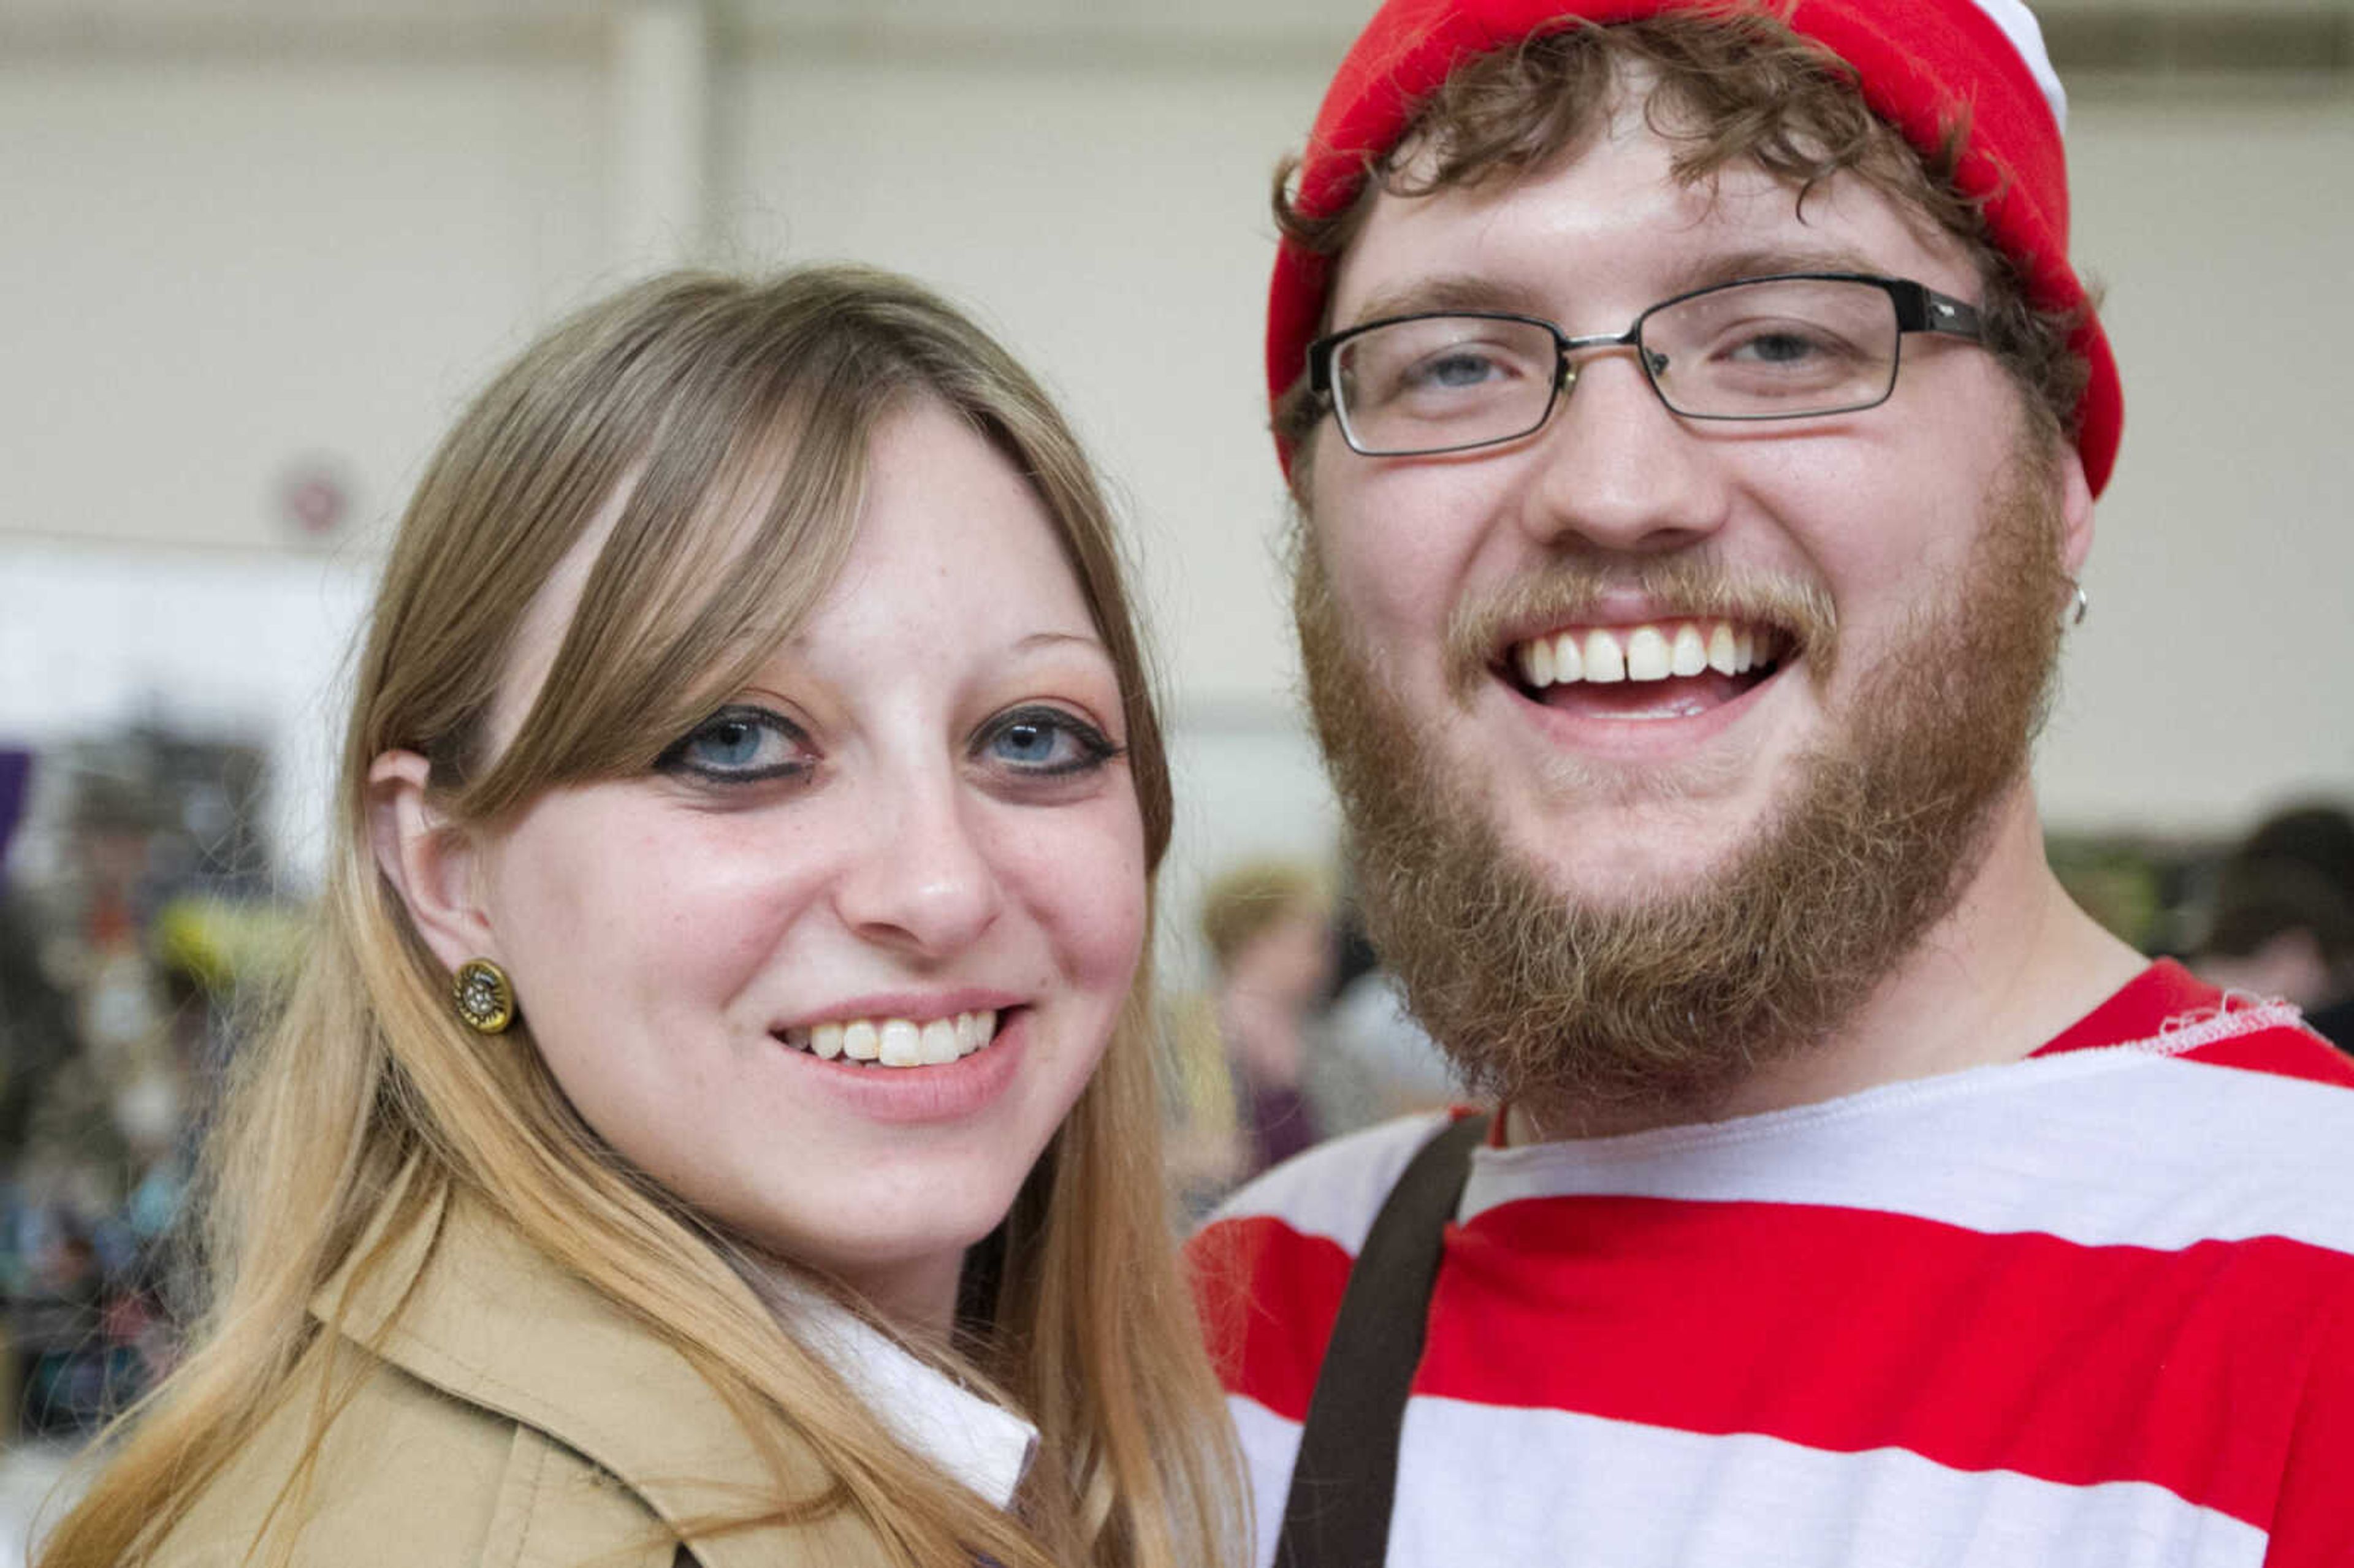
[367,750,495,974]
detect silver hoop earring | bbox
[2067,581,2089,628]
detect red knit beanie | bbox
[1268,0,2122,496]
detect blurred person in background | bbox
[1203,861,1339,1178]
[1320,905,1460,1121]
[1165,862,1409,1220]
[38,267,1244,1568]
[1162,861,1343,1218]
[2192,802,2354,1048]
[1188,0,2354,1563]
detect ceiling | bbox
[3,0,2346,80]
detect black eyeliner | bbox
[981,704,1123,777]
[653,704,812,785]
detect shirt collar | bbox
[764,1275,1037,1510]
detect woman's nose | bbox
[831,783,1005,959]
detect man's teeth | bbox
[1514,619,1774,690]
[782,1010,1001,1068]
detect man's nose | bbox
[1512,344,1732,558]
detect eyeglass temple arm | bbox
[1895,283,1984,342]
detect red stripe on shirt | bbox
[2034,959,2354,1087]
[2176,1028,2354,1087]
[1419,1194,2354,1528]
[1187,1213,1352,1424]
[2265,1286,2354,1568]
[2035,958,2214,1055]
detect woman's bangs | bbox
[472,387,877,810]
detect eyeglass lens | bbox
[1330,277,1907,457]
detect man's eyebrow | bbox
[1338,275,1553,332]
[1337,248,1898,337]
[1663,246,1890,297]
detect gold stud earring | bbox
[452,958,516,1035]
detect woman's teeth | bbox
[780,1010,1001,1068]
[1512,618,1778,690]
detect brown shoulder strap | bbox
[1273,1111,1489,1568]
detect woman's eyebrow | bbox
[1013,631,1110,655]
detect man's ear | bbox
[367,750,495,975]
[2055,441,2096,585]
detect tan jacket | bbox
[156,1186,918,1568]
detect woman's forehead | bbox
[789,401,1103,666]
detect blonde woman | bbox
[38,268,1244,1568]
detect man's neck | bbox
[1507,788,2149,1146]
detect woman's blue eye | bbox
[980,706,1119,778]
[996,721,1060,766]
[696,719,764,766]
[655,707,809,782]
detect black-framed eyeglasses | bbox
[1306,272,1985,459]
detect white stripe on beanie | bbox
[1970,0,2068,132]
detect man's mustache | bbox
[1444,557,1840,704]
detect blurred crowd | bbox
[2181,804,2354,1048]
[1160,859,1457,1222]
[0,739,297,1438]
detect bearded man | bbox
[1186,2,2354,1565]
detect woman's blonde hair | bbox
[39,266,1243,1568]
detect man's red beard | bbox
[1293,452,2070,1131]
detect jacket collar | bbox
[312,1179,1035,1561]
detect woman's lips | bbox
[774,1008,1034,1125]
[777,1008,1001,1068]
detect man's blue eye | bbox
[1736,331,1821,364]
[1419,352,1498,388]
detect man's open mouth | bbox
[1500,616,1792,720]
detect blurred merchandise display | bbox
[2049,809,2354,1003]
[0,729,299,1437]
[2046,831,2221,957]
[2185,802,2354,1051]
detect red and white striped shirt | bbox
[1188,962,2354,1568]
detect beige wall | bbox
[2049,97,2354,826]
[0,51,608,552]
